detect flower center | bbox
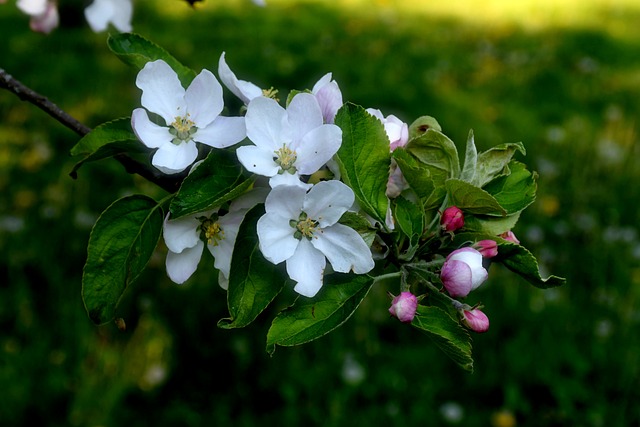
[290,212,318,240]
[274,144,297,174]
[169,114,197,145]
[262,87,279,101]
[197,215,224,246]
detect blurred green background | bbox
[1,0,639,425]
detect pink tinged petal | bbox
[194,115,246,148]
[314,81,343,124]
[303,180,354,227]
[293,124,342,175]
[131,108,172,149]
[184,69,224,127]
[287,238,326,298]
[257,212,299,264]
[236,145,280,177]
[163,213,200,253]
[446,247,488,290]
[312,223,374,274]
[264,185,306,218]
[268,172,312,190]
[365,108,384,121]
[462,309,490,333]
[246,96,286,150]
[218,52,263,105]
[151,140,199,174]
[312,73,333,92]
[286,93,324,142]
[30,2,58,33]
[136,60,186,124]
[166,242,204,284]
[441,259,473,298]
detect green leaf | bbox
[495,242,566,289]
[475,141,526,187]
[82,195,164,325]
[334,103,391,228]
[170,149,253,219]
[69,118,145,178]
[445,178,507,216]
[338,211,377,247]
[71,118,137,156]
[266,274,373,354]
[393,196,424,248]
[408,115,442,139]
[412,305,474,372]
[483,161,537,215]
[392,148,436,200]
[405,129,460,187]
[218,205,286,329]
[463,212,521,235]
[459,130,477,183]
[108,33,196,87]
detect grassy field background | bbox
[1,0,639,425]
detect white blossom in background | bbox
[218,52,264,105]
[84,0,133,33]
[311,73,343,124]
[237,93,342,189]
[163,188,267,288]
[17,0,59,34]
[131,60,246,174]
[252,0,266,6]
[257,181,375,297]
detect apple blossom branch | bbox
[0,67,184,193]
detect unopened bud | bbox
[441,206,464,232]
[473,240,498,258]
[388,291,418,323]
[461,308,490,333]
[441,247,488,298]
[499,230,520,244]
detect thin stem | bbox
[0,67,184,193]
[372,271,402,284]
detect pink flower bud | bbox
[388,291,418,323]
[441,206,464,232]
[499,230,520,244]
[441,247,488,298]
[473,240,498,258]
[462,308,490,333]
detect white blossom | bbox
[257,181,374,297]
[84,0,133,33]
[312,73,343,124]
[131,60,246,174]
[218,52,264,105]
[163,189,267,288]
[237,93,342,189]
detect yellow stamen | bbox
[275,144,297,173]
[201,219,224,246]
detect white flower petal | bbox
[165,242,204,284]
[163,213,201,253]
[218,271,229,290]
[257,212,299,264]
[151,140,199,174]
[131,108,172,149]
[264,185,306,218]
[287,238,326,298]
[84,0,132,33]
[218,52,263,105]
[207,211,244,279]
[246,96,285,150]
[195,115,246,148]
[268,172,312,190]
[286,93,324,143]
[312,223,374,274]
[18,0,47,16]
[136,60,186,124]
[184,69,224,128]
[293,124,342,175]
[30,2,58,34]
[236,145,280,177]
[312,73,333,93]
[303,180,354,227]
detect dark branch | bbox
[0,67,184,193]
